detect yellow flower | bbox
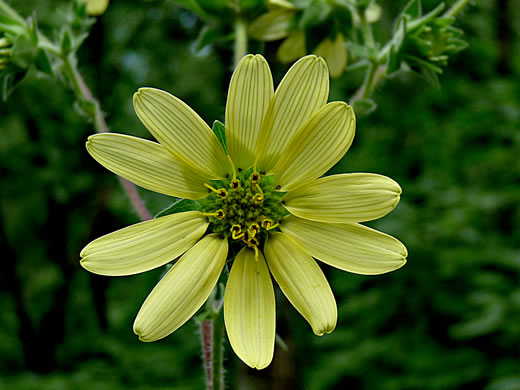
[81,54,407,369]
[86,0,109,16]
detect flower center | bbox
[200,162,286,258]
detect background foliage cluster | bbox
[0,0,519,389]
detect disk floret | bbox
[201,167,285,257]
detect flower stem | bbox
[234,18,247,67]
[61,53,152,221]
[200,298,225,390]
[443,0,472,18]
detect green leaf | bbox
[402,0,422,19]
[196,25,225,51]
[299,2,332,29]
[155,198,201,218]
[1,67,27,101]
[10,34,37,69]
[33,49,53,75]
[212,120,227,154]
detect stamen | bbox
[247,223,260,239]
[202,209,225,220]
[230,224,245,240]
[204,183,228,198]
[250,172,260,185]
[260,217,279,231]
[242,237,260,261]
[230,179,241,190]
[253,193,264,204]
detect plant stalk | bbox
[234,18,248,67]
[200,299,225,390]
[61,54,152,221]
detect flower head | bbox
[81,54,407,369]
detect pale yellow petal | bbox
[80,211,208,276]
[274,102,355,191]
[249,9,293,41]
[133,88,229,179]
[226,54,274,170]
[86,133,209,199]
[314,34,348,78]
[277,31,306,64]
[256,56,329,174]
[264,232,336,335]
[224,248,275,370]
[283,173,402,223]
[280,215,407,275]
[87,0,109,15]
[134,234,228,342]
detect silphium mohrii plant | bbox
[80,54,407,369]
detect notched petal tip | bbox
[312,322,336,336]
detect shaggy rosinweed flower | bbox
[80,54,407,369]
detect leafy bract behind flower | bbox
[249,0,351,77]
[81,54,407,369]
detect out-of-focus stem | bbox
[62,54,152,221]
[200,299,225,390]
[234,18,247,67]
[444,0,472,18]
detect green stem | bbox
[61,53,152,221]
[443,0,472,18]
[233,18,247,68]
[359,11,374,47]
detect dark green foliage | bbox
[1,0,519,389]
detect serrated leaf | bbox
[212,120,227,154]
[155,198,201,218]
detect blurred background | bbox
[0,0,519,389]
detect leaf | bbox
[155,198,201,218]
[402,0,422,19]
[212,120,227,154]
[196,25,225,51]
[33,49,53,76]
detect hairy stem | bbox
[200,299,225,390]
[61,54,152,221]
